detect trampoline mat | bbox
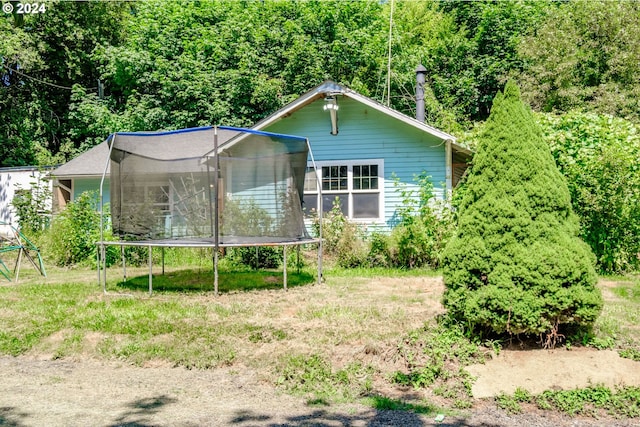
[99,235,320,248]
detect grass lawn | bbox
[1,260,639,418]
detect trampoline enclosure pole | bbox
[213,126,219,294]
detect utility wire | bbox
[385,0,395,107]
[1,63,98,91]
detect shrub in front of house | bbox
[43,191,119,267]
[385,172,455,269]
[441,82,602,346]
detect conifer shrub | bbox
[441,82,602,346]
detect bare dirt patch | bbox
[467,348,640,398]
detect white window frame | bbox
[305,159,385,223]
[121,182,171,215]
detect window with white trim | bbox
[304,160,384,221]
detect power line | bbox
[1,63,98,91]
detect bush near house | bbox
[316,181,454,270]
[441,82,602,346]
[42,191,119,267]
[538,112,640,274]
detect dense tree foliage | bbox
[518,0,640,119]
[4,0,639,165]
[2,0,638,271]
[442,82,602,343]
[1,0,128,164]
[538,112,640,273]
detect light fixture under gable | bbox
[323,95,339,135]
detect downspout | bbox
[445,139,453,199]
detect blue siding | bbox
[74,178,110,208]
[265,97,446,230]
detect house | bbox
[250,79,471,230]
[51,78,471,232]
[0,166,53,235]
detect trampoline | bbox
[96,125,322,294]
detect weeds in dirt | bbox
[536,385,640,418]
[391,320,484,408]
[495,384,640,418]
[276,354,374,403]
[495,387,532,414]
[364,395,437,414]
[591,277,640,359]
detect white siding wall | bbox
[0,167,52,235]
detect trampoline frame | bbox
[96,125,323,295]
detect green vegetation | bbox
[498,384,640,418]
[539,112,640,273]
[0,266,639,420]
[4,1,640,161]
[442,82,602,344]
[278,354,374,404]
[11,175,51,235]
[392,321,482,409]
[42,191,105,266]
[388,172,454,269]
[594,276,640,360]
[495,387,532,414]
[317,175,453,270]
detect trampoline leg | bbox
[214,249,219,295]
[97,244,101,287]
[148,245,153,296]
[317,240,323,285]
[283,246,287,291]
[102,245,107,293]
[121,245,127,283]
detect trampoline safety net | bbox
[108,126,311,244]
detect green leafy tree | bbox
[0,0,129,166]
[437,0,550,122]
[518,0,640,120]
[538,112,640,273]
[442,82,602,346]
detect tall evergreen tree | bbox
[442,81,602,346]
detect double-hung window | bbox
[304,160,384,222]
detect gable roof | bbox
[51,128,241,178]
[251,80,471,155]
[50,141,110,178]
[52,81,470,178]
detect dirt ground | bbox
[1,275,639,427]
[2,354,637,427]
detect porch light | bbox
[323,96,339,135]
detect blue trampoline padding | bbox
[107,125,306,142]
[217,126,307,141]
